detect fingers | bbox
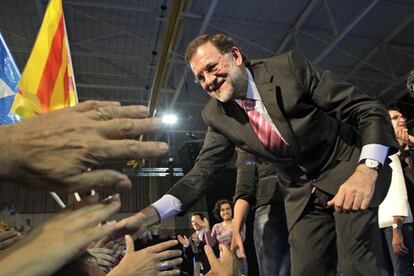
[159,257,183,270]
[78,222,119,250]
[86,105,149,120]
[400,243,409,254]
[0,234,22,250]
[159,269,181,276]
[219,244,231,257]
[93,140,169,162]
[72,100,121,113]
[156,249,182,261]
[65,170,132,192]
[96,257,116,267]
[237,244,246,258]
[65,200,121,231]
[125,234,135,254]
[204,244,219,268]
[351,192,364,211]
[97,117,162,139]
[147,240,179,254]
[94,235,112,248]
[327,192,344,212]
[0,230,20,242]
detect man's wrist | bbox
[141,206,161,227]
[356,164,379,178]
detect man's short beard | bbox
[216,57,246,102]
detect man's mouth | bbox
[211,79,225,92]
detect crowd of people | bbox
[0,32,413,276]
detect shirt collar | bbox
[245,68,261,101]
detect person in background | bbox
[231,149,290,275]
[202,199,247,274]
[378,152,414,276]
[178,213,211,275]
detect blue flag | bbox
[0,32,20,124]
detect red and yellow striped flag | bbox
[12,0,77,119]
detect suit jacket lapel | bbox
[212,100,277,160]
[252,63,300,153]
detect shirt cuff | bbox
[151,194,183,222]
[359,144,389,166]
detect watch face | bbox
[366,159,379,169]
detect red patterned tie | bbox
[242,99,289,155]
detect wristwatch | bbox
[359,158,381,171]
[392,223,402,230]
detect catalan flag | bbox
[11,0,77,119]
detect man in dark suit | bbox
[119,34,398,275]
[177,213,211,275]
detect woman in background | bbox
[203,199,248,275]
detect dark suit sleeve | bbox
[287,50,398,152]
[233,148,257,205]
[167,126,235,213]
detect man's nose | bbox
[204,73,217,90]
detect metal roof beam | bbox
[377,70,412,100]
[347,14,414,76]
[313,0,380,64]
[302,30,397,79]
[148,0,186,115]
[276,0,320,54]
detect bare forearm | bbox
[233,199,250,232]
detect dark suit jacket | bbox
[168,50,399,229]
[234,147,283,209]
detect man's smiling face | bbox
[190,42,247,102]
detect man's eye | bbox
[207,64,218,73]
[197,75,205,83]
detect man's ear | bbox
[231,47,243,66]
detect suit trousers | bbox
[254,199,291,276]
[289,193,392,276]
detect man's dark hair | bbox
[185,33,240,64]
[191,212,205,220]
[213,199,233,221]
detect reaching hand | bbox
[205,244,241,276]
[392,228,409,255]
[0,199,122,276]
[0,230,22,250]
[396,126,410,148]
[87,247,118,272]
[114,206,161,239]
[177,235,190,247]
[201,218,210,231]
[230,231,245,258]
[0,100,168,193]
[108,235,182,276]
[327,164,377,212]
